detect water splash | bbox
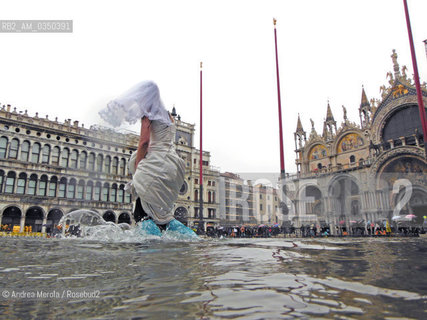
[57,209,200,243]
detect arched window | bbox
[88,153,95,171]
[350,155,356,163]
[112,157,118,174]
[96,154,103,172]
[94,182,102,201]
[213,191,216,203]
[102,182,109,201]
[208,191,212,203]
[111,184,118,202]
[31,143,41,163]
[77,180,85,199]
[20,141,30,161]
[118,184,125,203]
[85,181,93,200]
[383,105,423,142]
[38,175,48,196]
[0,170,4,193]
[70,150,78,169]
[120,158,126,175]
[58,177,67,198]
[80,151,87,169]
[16,173,27,194]
[0,137,7,159]
[51,146,60,165]
[104,156,111,174]
[194,189,199,202]
[8,138,19,159]
[42,145,50,164]
[49,176,58,197]
[125,190,131,204]
[5,171,16,193]
[317,163,322,170]
[27,174,38,195]
[61,148,69,167]
[67,178,76,198]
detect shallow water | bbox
[0,235,426,319]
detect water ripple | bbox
[0,237,426,319]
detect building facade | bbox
[288,50,427,233]
[253,184,280,225]
[218,172,256,226]
[0,106,136,233]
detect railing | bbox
[289,157,375,180]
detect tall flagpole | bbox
[198,61,204,234]
[403,0,427,157]
[273,18,290,225]
[273,18,286,177]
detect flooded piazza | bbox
[0,1,427,319]
[0,235,426,319]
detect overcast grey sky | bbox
[1,0,426,174]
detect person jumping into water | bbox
[99,81,197,238]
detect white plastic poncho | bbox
[99,81,172,127]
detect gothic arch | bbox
[371,94,427,144]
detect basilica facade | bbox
[288,50,427,233]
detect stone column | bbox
[41,215,47,234]
[19,214,25,233]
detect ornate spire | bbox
[295,113,305,134]
[294,113,306,149]
[324,101,337,139]
[326,101,335,122]
[360,85,370,109]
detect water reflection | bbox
[0,237,425,319]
